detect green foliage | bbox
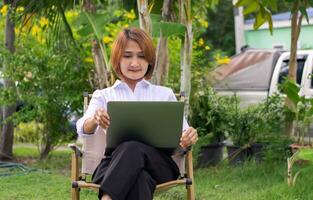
[189,80,287,147]
[166,37,182,91]
[74,9,135,40]
[263,136,292,162]
[280,79,313,144]
[189,86,237,144]
[0,35,92,157]
[230,105,259,146]
[255,94,288,142]
[297,148,313,162]
[14,121,43,143]
[131,15,186,38]
[204,1,235,55]
[236,0,313,34]
[230,94,288,146]
[280,79,301,105]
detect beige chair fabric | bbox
[80,127,106,174]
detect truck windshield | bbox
[278,55,307,85]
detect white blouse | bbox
[76,79,189,137]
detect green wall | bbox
[245,25,313,50]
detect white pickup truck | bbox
[212,48,313,107]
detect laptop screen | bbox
[106,101,184,154]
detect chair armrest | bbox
[183,146,192,154]
[68,144,83,157]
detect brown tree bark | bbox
[154,0,175,85]
[137,0,152,35]
[285,0,303,138]
[179,0,193,117]
[0,0,17,161]
[92,40,110,89]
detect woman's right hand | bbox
[94,108,110,129]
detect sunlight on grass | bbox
[297,148,313,161]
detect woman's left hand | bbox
[180,127,198,149]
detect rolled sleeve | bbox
[76,90,106,137]
[182,118,189,131]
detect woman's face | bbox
[120,40,149,82]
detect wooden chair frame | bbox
[69,92,195,200]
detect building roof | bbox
[245,7,313,25]
[211,49,283,91]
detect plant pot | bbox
[197,143,224,167]
[250,143,265,163]
[289,143,313,154]
[226,145,251,165]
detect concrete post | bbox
[233,0,246,54]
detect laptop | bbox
[106,101,184,154]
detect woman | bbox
[76,27,198,200]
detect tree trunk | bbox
[155,37,169,85]
[92,40,110,89]
[288,0,302,83]
[82,0,96,12]
[0,0,17,161]
[154,0,175,85]
[39,140,53,160]
[0,107,2,138]
[179,0,193,117]
[137,0,152,35]
[285,0,303,138]
[83,0,112,89]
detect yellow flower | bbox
[205,45,211,51]
[37,37,46,44]
[15,27,20,35]
[0,5,8,16]
[216,57,231,65]
[31,25,41,36]
[199,19,208,28]
[39,17,49,27]
[66,10,79,18]
[16,6,24,13]
[125,9,136,20]
[84,57,94,63]
[198,38,204,46]
[103,36,113,44]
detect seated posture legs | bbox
[92,141,180,200]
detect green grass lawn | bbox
[0,145,312,200]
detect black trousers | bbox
[92,141,180,200]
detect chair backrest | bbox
[79,92,186,175]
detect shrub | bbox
[189,86,238,144]
[14,121,43,143]
[0,36,92,159]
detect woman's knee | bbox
[112,141,146,158]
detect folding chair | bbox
[69,92,195,200]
